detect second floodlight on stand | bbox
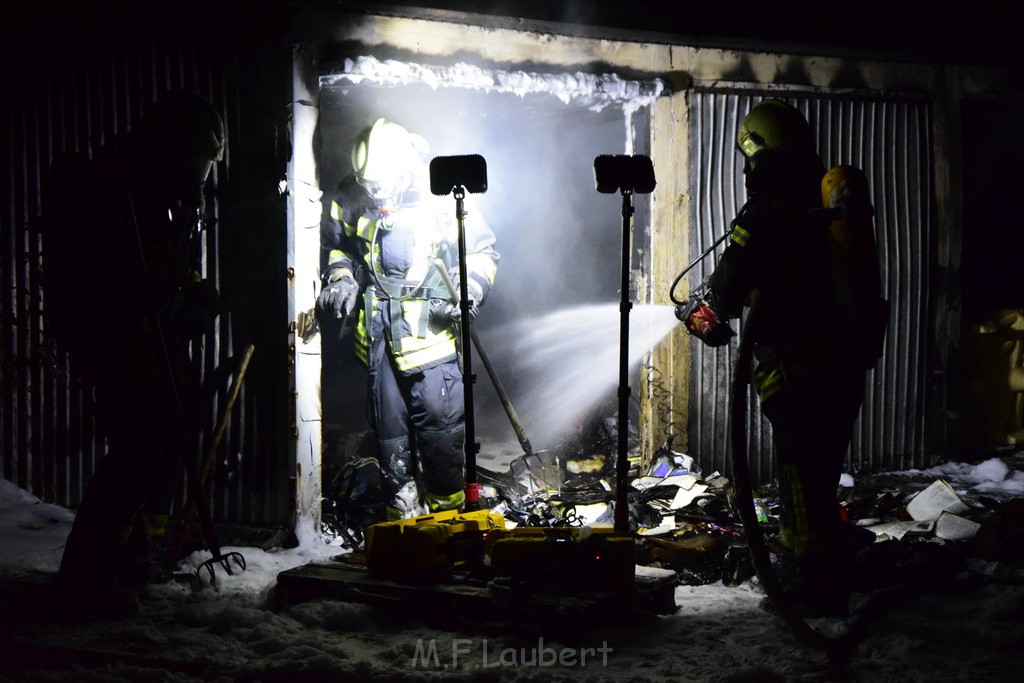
[428,153,487,511]
[593,153,656,535]
[594,154,656,195]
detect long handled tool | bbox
[171,343,255,572]
[434,259,534,456]
[182,437,246,584]
[198,344,255,493]
[127,195,244,584]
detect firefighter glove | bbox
[445,298,480,322]
[430,297,479,326]
[436,268,484,323]
[317,270,360,320]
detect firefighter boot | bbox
[418,428,466,513]
[378,436,424,520]
[787,552,851,618]
[118,513,176,587]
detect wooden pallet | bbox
[274,555,679,622]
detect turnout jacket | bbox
[706,151,848,404]
[320,175,499,373]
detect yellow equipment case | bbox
[278,519,676,619]
[364,508,505,584]
[485,525,636,592]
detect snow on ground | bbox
[2,454,1024,682]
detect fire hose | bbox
[668,226,733,306]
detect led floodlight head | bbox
[429,154,488,196]
[594,154,656,194]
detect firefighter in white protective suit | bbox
[317,118,499,521]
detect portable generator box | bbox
[484,526,636,592]
[364,508,506,583]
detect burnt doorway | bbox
[316,61,658,514]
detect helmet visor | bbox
[355,172,406,202]
[736,129,764,159]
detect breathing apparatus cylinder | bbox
[821,164,888,365]
[822,165,880,308]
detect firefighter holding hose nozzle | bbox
[677,99,886,618]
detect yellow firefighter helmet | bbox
[350,118,429,206]
[736,99,815,161]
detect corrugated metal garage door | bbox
[687,86,933,482]
[2,34,293,529]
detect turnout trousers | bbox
[367,314,466,519]
[760,353,866,607]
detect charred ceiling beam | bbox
[294,1,1018,69]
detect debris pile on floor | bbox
[318,424,1024,592]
